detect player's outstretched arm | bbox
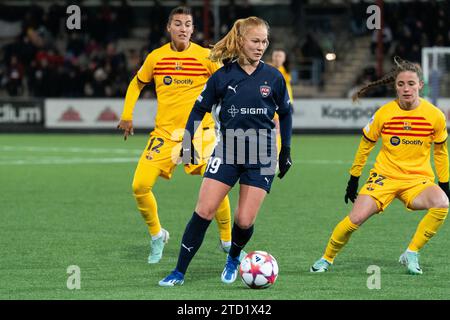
[344,175,359,203]
[181,106,207,164]
[117,75,146,140]
[277,108,293,179]
[345,136,377,203]
[434,141,450,199]
[117,120,134,141]
[434,140,449,183]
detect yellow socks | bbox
[323,216,359,263]
[215,195,232,243]
[134,191,161,238]
[408,208,448,252]
[320,208,448,264]
[276,133,282,157]
[132,164,162,237]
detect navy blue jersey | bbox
[196,60,291,131]
[190,61,292,167]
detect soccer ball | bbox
[239,251,278,289]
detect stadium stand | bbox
[0,0,449,99]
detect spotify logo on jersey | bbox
[163,76,173,85]
[390,136,400,146]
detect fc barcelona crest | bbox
[175,62,183,70]
[403,121,411,130]
[260,85,271,97]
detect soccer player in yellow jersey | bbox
[117,6,232,264]
[310,57,449,275]
[271,49,293,102]
[270,48,294,155]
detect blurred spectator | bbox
[116,0,134,38]
[1,0,448,98]
[43,3,63,37]
[61,64,84,97]
[3,33,37,67]
[370,25,393,55]
[92,67,109,97]
[221,0,253,37]
[28,55,55,97]
[147,0,165,51]
[127,49,141,73]
[66,33,85,57]
[4,55,24,96]
[349,1,367,37]
[300,33,324,87]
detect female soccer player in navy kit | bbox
[159,16,293,286]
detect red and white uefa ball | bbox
[239,251,279,289]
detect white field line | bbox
[0,157,138,165]
[0,145,142,155]
[0,157,373,166]
[0,145,375,166]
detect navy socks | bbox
[176,212,212,274]
[229,223,254,259]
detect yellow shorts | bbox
[136,127,216,179]
[359,169,436,211]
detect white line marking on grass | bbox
[0,158,374,166]
[0,146,142,155]
[0,157,138,165]
[298,159,375,166]
[298,159,351,165]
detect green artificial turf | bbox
[1,134,449,300]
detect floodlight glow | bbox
[325,53,336,61]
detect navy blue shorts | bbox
[203,157,275,193]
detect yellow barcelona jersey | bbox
[362,98,448,180]
[277,65,293,102]
[137,42,221,141]
[272,65,293,121]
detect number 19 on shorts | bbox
[206,157,222,174]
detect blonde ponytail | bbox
[209,17,269,63]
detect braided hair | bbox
[352,56,423,102]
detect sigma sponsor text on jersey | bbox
[240,107,267,115]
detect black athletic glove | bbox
[180,140,200,165]
[344,175,359,204]
[438,182,450,200]
[278,146,292,179]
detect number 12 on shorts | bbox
[206,157,222,174]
